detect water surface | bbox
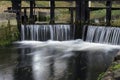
[0,40,120,80]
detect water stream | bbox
[0,40,120,80]
[83,26,120,45]
[21,25,72,41]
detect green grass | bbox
[35,1,50,7]
[0,1,11,12]
[91,1,106,7]
[97,72,105,80]
[112,64,120,70]
[110,62,120,71]
[90,9,106,19]
[0,21,19,47]
[111,18,120,27]
[112,10,120,16]
[90,10,120,19]
[97,61,120,80]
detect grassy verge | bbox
[109,62,120,71]
[0,20,19,47]
[98,61,120,80]
[111,19,120,27]
[90,10,120,19]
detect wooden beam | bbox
[12,0,120,1]
[19,7,120,10]
[20,7,76,9]
[89,7,120,11]
[70,8,74,24]
[11,0,21,40]
[85,1,89,24]
[29,0,35,23]
[50,0,55,24]
[1,0,120,1]
[106,0,112,26]
[75,1,81,23]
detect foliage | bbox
[0,1,11,12]
[111,19,120,27]
[97,72,105,80]
[112,64,120,70]
[0,21,19,47]
[97,63,120,80]
[110,62,120,71]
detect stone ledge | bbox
[101,51,120,80]
[115,51,120,61]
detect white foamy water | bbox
[21,25,73,41]
[13,39,120,80]
[83,26,120,45]
[14,39,120,52]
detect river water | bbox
[0,39,120,80]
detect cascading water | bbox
[2,24,119,80]
[21,25,72,41]
[12,40,120,80]
[83,26,120,45]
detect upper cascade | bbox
[83,26,120,45]
[21,24,73,41]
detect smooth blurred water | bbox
[84,26,120,45]
[0,40,120,80]
[21,25,72,41]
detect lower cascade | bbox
[83,26,120,45]
[21,25,73,41]
[13,40,120,80]
[1,23,120,80]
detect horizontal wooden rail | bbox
[21,7,76,9]
[90,7,120,11]
[1,0,120,1]
[20,7,120,10]
[23,22,71,25]
[6,6,120,10]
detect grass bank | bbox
[0,20,19,47]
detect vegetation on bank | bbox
[110,62,120,71]
[0,20,19,47]
[97,72,105,80]
[97,61,120,80]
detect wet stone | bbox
[115,52,120,60]
[114,69,120,80]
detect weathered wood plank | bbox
[2,0,119,1]
[50,0,55,24]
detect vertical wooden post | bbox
[70,7,74,39]
[85,1,89,25]
[75,0,88,39]
[8,20,11,40]
[81,1,86,24]
[24,8,27,24]
[17,4,21,40]
[83,1,89,41]
[106,0,112,26]
[75,1,82,39]
[70,8,73,25]
[11,0,21,40]
[75,1,81,23]
[30,0,35,24]
[75,0,89,39]
[50,0,55,24]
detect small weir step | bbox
[83,26,120,45]
[21,24,74,41]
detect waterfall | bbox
[14,40,120,80]
[21,24,72,41]
[83,26,120,45]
